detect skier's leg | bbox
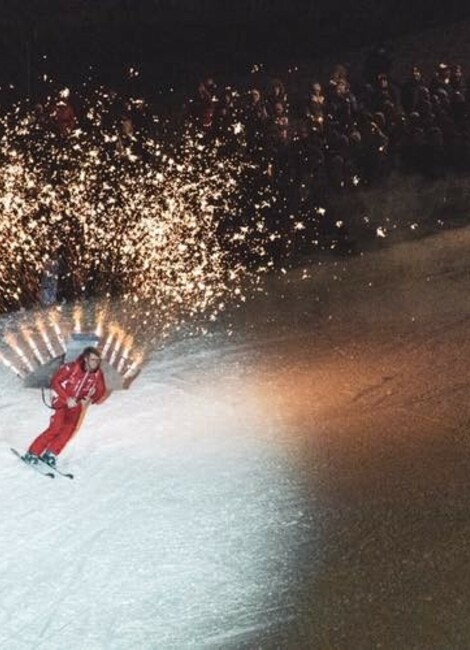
[46,405,83,456]
[28,408,67,456]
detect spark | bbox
[0,84,296,357]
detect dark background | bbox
[1,0,470,95]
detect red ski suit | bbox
[29,358,106,457]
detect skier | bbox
[24,347,106,467]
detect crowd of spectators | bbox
[11,55,470,260]
[3,54,469,309]
[183,59,470,218]
[28,58,470,204]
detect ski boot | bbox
[23,452,39,465]
[41,451,57,468]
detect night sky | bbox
[1,0,470,92]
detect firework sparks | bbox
[102,324,117,359]
[4,333,35,372]
[73,305,83,333]
[36,315,60,357]
[49,313,67,352]
[123,352,144,380]
[109,328,125,367]
[0,351,25,378]
[1,299,147,386]
[117,334,134,373]
[21,327,46,365]
[0,87,279,337]
[94,309,105,337]
[0,83,297,390]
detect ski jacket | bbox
[51,359,106,407]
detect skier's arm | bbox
[50,364,74,401]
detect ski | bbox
[10,448,55,479]
[38,457,74,480]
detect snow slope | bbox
[0,227,469,649]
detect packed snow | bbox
[0,227,469,649]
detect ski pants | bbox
[28,404,83,456]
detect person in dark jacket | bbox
[401,65,428,114]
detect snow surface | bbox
[0,227,469,649]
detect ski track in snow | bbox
[0,227,469,649]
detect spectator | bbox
[327,78,357,129]
[430,63,451,97]
[304,81,326,131]
[243,88,268,157]
[449,64,466,97]
[356,111,389,181]
[287,125,326,215]
[265,101,290,183]
[401,65,428,114]
[195,77,218,130]
[50,88,76,136]
[117,103,135,152]
[328,64,349,92]
[267,101,289,145]
[448,65,467,122]
[215,86,237,132]
[266,78,288,116]
[369,73,401,115]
